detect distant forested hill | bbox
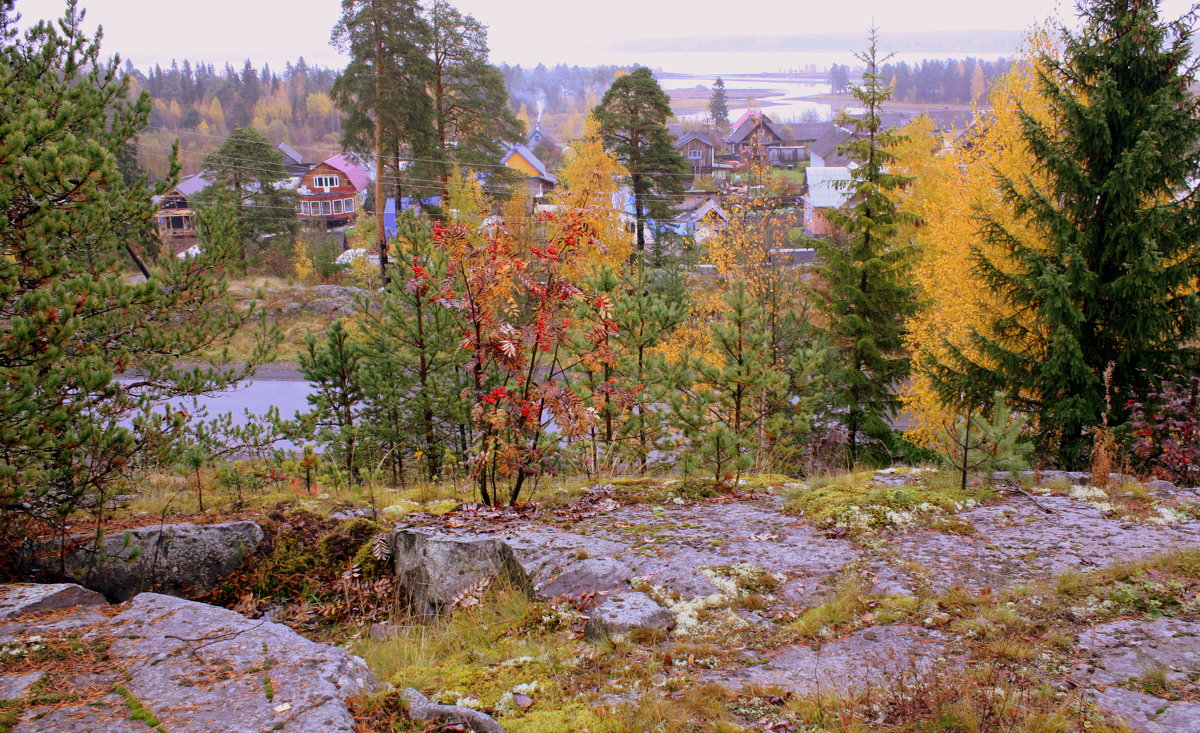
[125,58,344,179]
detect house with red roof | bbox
[296,154,370,227]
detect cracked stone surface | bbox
[470,499,864,606]
[404,490,1200,611]
[0,589,377,733]
[887,496,1200,593]
[1072,618,1200,733]
[705,625,955,693]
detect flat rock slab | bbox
[707,625,954,694]
[36,521,264,601]
[584,592,675,641]
[0,672,43,700]
[0,583,106,620]
[888,496,1200,593]
[7,592,377,733]
[497,500,860,606]
[1073,618,1200,732]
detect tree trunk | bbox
[372,3,388,286]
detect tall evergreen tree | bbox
[198,126,298,263]
[331,0,434,276]
[709,77,729,128]
[0,0,274,530]
[812,31,918,466]
[934,0,1200,466]
[593,67,689,260]
[426,0,524,180]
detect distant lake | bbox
[498,49,1012,76]
[513,49,1011,123]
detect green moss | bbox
[262,676,274,702]
[317,518,382,565]
[116,685,166,731]
[0,700,22,733]
[504,703,611,732]
[783,469,993,532]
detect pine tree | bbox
[812,30,918,466]
[0,0,275,531]
[355,212,469,483]
[709,77,729,129]
[672,282,786,486]
[593,67,689,261]
[198,126,298,263]
[426,0,524,179]
[331,0,434,273]
[935,0,1200,466]
[299,321,365,482]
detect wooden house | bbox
[675,131,722,179]
[724,110,804,167]
[153,173,210,248]
[296,154,369,227]
[502,144,556,198]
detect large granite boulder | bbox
[35,520,263,601]
[2,590,377,732]
[389,529,531,618]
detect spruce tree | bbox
[935,0,1200,465]
[812,31,918,466]
[709,77,729,129]
[593,67,689,260]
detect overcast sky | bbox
[11,0,1200,70]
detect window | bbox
[689,149,701,159]
[313,175,340,189]
[296,202,304,215]
[321,200,332,215]
[344,198,356,212]
[333,200,343,215]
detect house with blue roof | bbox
[804,166,853,235]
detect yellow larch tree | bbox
[550,116,633,276]
[894,32,1058,451]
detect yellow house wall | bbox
[505,152,539,178]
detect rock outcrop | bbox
[0,583,105,620]
[0,585,377,732]
[35,520,264,601]
[389,529,531,618]
[583,592,675,641]
[1073,618,1200,733]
